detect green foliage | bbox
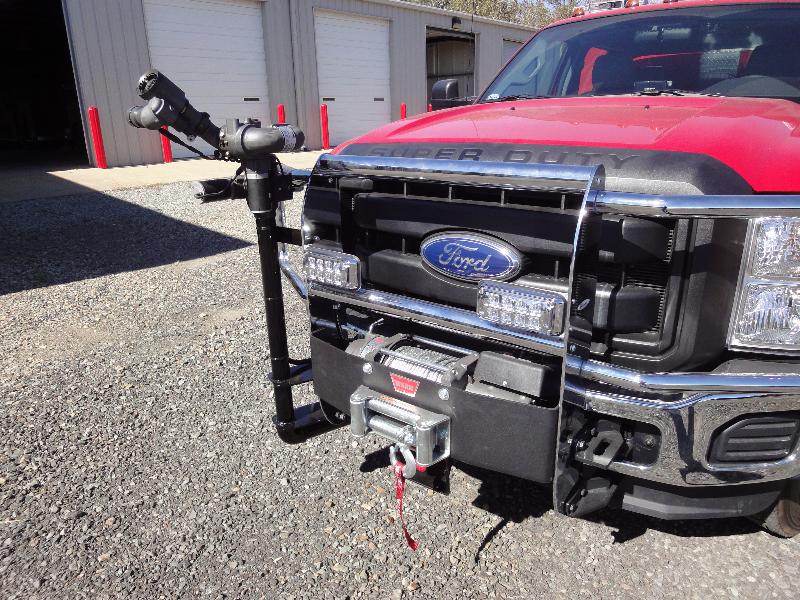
[407,0,583,29]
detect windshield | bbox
[480,5,800,102]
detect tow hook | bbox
[349,386,451,549]
[573,421,625,468]
[388,443,421,550]
[555,416,624,517]
[389,443,419,479]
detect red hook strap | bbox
[392,461,418,551]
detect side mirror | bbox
[431,79,472,110]
[432,79,459,101]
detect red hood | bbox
[337,96,800,193]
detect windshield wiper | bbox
[483,94,552,103]
[637,88,721,97]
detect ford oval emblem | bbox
[420,232,522,282]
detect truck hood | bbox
[337,96,800,193]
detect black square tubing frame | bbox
[126,69,340,443]
[245,156,343,443]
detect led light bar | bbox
[303,244,360,290]
[729,218,800,352]
[477,281,566,336]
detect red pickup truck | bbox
[286,0,800,539]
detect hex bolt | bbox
[438,388,449,401]
[569,344,577,353]
[644,434,656,448]
[576,440,588,450]
[362,363,373,375]
[567,503,577,514]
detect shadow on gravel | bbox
[0,191,250,295]
[361,449,551,563]
[360,447,393,473]
[587,507,762,544]
[460,464,553,563]
[360,448,765,553]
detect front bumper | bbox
[565,357,800,487]
[305,285,800,487]
[308,325,795,519]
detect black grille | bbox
[368,179,586,214]
[304,175,678,340]
[588,228,675,334]
[710,414,800,464]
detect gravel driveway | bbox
[2,182,799,599]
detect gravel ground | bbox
[2,182,799,599]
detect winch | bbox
[346,333,479,387]
[345,335,464,471]
[350,386,451,468]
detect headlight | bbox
[476,281,566,336]
[303,244,361,290]
[729,218,800,352]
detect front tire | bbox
[760,479,800,538]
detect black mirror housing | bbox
[430,79,473,111]
[432,78,460,100]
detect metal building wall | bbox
[262,0,299,127]
[62,0,532,164]
[61,0,162,167]
[286,0,532,149]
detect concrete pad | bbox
[0,150,325,203]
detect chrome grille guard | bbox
[285,153,800,392]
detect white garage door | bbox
[502,39,524,64]
[143,0,270,159]
[314,11,391,147]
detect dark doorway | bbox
[426,27,476,103]
[0,0,87,169]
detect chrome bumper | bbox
[287,154,800,489]
[564,358,800,487]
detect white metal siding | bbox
[289,0,533,149]
[143,0,270,158]
[314,10,391,146]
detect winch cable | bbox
[379,345,459,384]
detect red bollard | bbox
[277,103,286,124]
[87,105,108,169]
[428,103,433,112]
[320,103,330,149]
[160,126,173,163]
[400,102,407,120]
